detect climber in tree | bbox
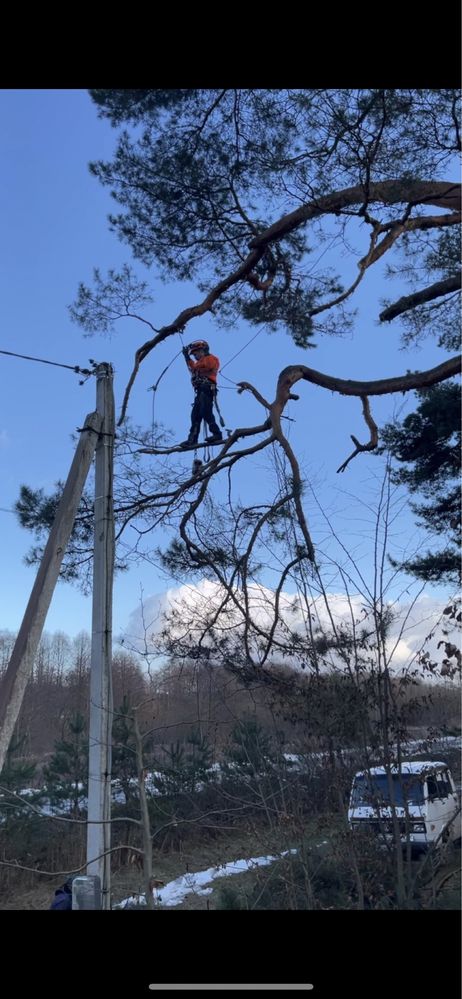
[180,340,223,446]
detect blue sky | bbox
[0,89,455,641]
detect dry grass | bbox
[0,823,301,910]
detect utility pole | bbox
[0,410,102,775]
[86,363,115,910]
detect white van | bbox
[348,760,461,856]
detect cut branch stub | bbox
[336,396,379,473]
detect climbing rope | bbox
[147,347,183,438]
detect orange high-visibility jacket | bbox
[187,353,219,385]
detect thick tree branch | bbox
[249,181,461,249]
[275,355,461,411]
[137,422,272,455]
[263,389,316,563]
[234,356,460,480]
[119,180,460,425]
[359,211,461,270]
[308,212,460,319]
[236,383,272,410]
[379,275,461,322]
[129,357,459,546]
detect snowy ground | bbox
[8,734,460,819]
[112,849,298,909]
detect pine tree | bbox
[15,90,460,585]
[43,712,88,816]
[153,728,213,795]
[224,715,276,777]
[382,381,461,583]
[0,735,39,825]
[112,695,138,806]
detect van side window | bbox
[427,773,452,799]
[446,771,455,793]
[436,772,451,798]
[426,776,438,799]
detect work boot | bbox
[180,423,200,447]
[205,433,223,444]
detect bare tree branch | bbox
[359,211,461,270]
[380,275,461,322]
[249,181,461,249]
[274,355,461,410]
[336,396,379,473]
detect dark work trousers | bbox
[188,383,221,442]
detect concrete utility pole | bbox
[86,363,115,910]
[0,410,102,775]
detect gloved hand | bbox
[182,346,190,358]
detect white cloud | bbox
[123,579,460,682]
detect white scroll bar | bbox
[148,986,314,991]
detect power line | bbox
[0,348,95,377]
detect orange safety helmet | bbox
[187,340,209,354]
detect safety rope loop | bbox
[213,390,226,428]
[147,348,184,437]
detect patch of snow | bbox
[113,849,298,909]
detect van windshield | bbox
[351,773,424,807]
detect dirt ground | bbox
[2,821,459,910]
[0,825,292,910]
